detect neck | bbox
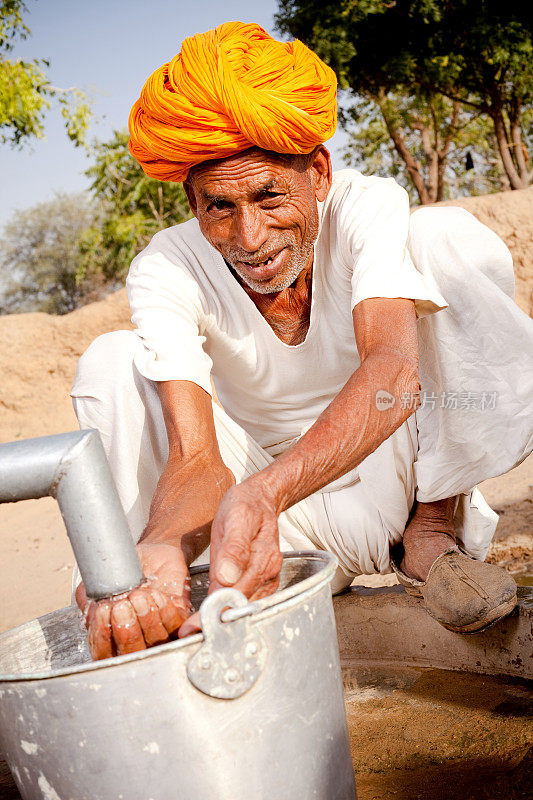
[227,259,313,346]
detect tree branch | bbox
[420,81,489,114]
[509,99,531,185]
[492,104,527,190]
[146,194,163,224]
[378,92,430,204]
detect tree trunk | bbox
[491,134,511,192]
[491,108,527,190]
[436,156,447,202]
[379,97,431,204]
[436,102,460,202]
[419,124,438,202]
[510,120,530,186]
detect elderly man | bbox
[72,22,533,659]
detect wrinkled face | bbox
[185,146,332,293]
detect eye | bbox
[208,199,232,214]
[259,191,285,205]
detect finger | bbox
[248,574,281,602]
[129,589,169,647]
[151,589,191,637]
[148,564,190,600]
[228,571,279,603]
[111,599,147,656]
[87,601,114,660]
[178,610,202,638]
[137,544,191,601]
[178,576,279,641]
[222,541,283,599]
[210,514,254,588]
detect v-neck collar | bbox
[210,239,321,351]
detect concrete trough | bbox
[335,584,532,680]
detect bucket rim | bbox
[0,551,338,682]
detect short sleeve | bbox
[126,241,213,396]
[329,171,448,319]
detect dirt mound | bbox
[0,289,131,441]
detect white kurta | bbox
[71,169,533,591]
[125,170,448,494]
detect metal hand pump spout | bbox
[0,430,144,599]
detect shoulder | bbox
[318,171,412,266]
[131,217,208,267]
[126,217,212,306]
[127,217,213,285]
[322,169,409,221]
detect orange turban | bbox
[128,21,337,182]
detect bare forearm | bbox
[254,350,420,513]
[140,450,235,563]
[194,299,423,608]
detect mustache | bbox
[224,235,296,265]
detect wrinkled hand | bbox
[179,481,282,637]
[76,542,193,660]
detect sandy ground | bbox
[0,188,532,635]
[344,665,533,799]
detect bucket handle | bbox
[187,588,267,699]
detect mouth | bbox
[235,248,288,281]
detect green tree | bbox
[276,0,532,191]
[344,92,507,203]
[79,130,192,283]
[0,0,91,148]
[0,132,192,315]
[0,193,101,314]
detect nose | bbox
[233,205,268,255]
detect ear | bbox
[183,179,198,216]
[309,146,332,202]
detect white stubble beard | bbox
[226,236,316,295]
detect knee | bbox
[72,330,139,398]
[408,206,466,255]
[408,206,514,297]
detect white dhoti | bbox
[70,207,533,594]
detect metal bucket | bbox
[0,552,357,800]
[0,431,356,798]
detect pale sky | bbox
[0,0,348,227]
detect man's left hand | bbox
[179,481,283,637]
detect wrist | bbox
[143,455,235,541]
[141,524,207,567]
[140,517,188,549]
[243,463,291,516]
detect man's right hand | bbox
[75,542,193,660]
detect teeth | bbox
[243,255,275,267]
[248,257,273,267]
